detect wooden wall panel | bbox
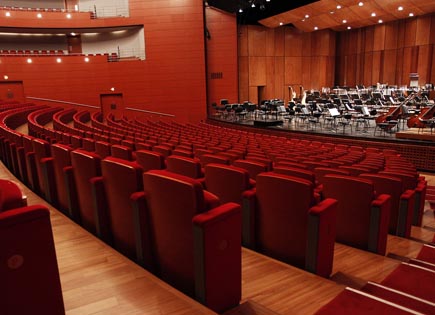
[265,57,275,99]
[205,8,238,106]
[417,45,433,84]
[266,29,276,57]
[372,51,382,84]
[284,28,303,57]
[384,21,399,50]
[238,56,249,102]
[373,25,386,52]
[274,28,285,57]
[238,25,249,56]
[383,50,398,85]
[404,18,417,47]
[274,57,285,98]
[284,57,303,86]
[248,57,267,86]
[415,16,432,46]
[248,26,267,56]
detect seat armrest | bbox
[89,176,111,243]
[307,198,337,278]
[203,190,220,210]
[193,202,241,313]
[241,189,256,248]
[369,194,391,255]
[130,191,155,272]
[397,189,415,237]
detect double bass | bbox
[375,93,414,125]
[407,102,435,128]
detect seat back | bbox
[101,157,143,260]
[233,159,268,179]
[200,154,230,167]
[322,174,375,250]
[51,143,72,212]
[111,144,133,161]
[273,166,316,183]
[0,179,26,211]
[166,155,203,179]
[71,149,102,234]
[0,206,65,315]
[314,167,350,184]
[95,141,111,159]
[135,150,165,171]
[142,170,207,295]
[32,138,51,195]
[255,172,313,268]
[205,164,251,205]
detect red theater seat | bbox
[91,157,143,259]
[242,172,337,277]
[322,174,391,255]
[0,179,26,211]
[166,155,204,179]
[1,205,65,315]
[135,150,165,171]
[111,144,133,161]
[131,170,241,313]
[233,159,269,180]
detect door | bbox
[100,93,124,121]
[0,81,25,102]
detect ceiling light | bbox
[239,8,243,13]
[37,13,42,18]
[347,26,352,30]
[251,3,255,8]
[330,11,334,14]
[266,0,270,2]
[371,12,376,17]
[342,19,347,24]
[336,5,342,9]
[84,57,90,62]
[314,26,318,30]
[27,58,32,64]
[70,32,76,36]
[56,58,62,63]
[110,87,115,92]
[378,19,383,23]
[5,12,10,17]
[279,22,283,26]
[398,6,403,11]
[409,12,414,17]
[302,19,305,22]
[358,2,364,6]
[305,14,309,18]
[66,13,72,19]
[3,75,8,80]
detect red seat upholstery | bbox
[131,170,241,313]
[111,144,133,161]
[82,138,95,152]
[49,143,73,214]
[233,159,268,180]
[360,173,415,238]
[242,172,337,277]
[166,155,204,179]
[0,179,26,211]
[313,167,350,185]
[1,205,65,315]
[91,157,143,259]
[68,149,102,232]
[314,287,418,315]
[32,138,52,198]
[135,150,166,171]
[95,141,111,159]
[322,174,391,255]
[200,154,230,167]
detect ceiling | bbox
[207,0,435,32]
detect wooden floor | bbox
[2,161,434,315]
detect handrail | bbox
[26,97,99,109]
[125,107,175,117]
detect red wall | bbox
[0,0,207,123]
[205,7,238,108]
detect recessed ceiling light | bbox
[398,6,403,11]
[70,32,76,36]
[251,3,255,8]
[56,58,62,63]
[314,26,318,30]
[110,87,115,91]
[4,75,9,80]
[66,13,72,19]
[409,12,414,17]
[337,5,342,9]
[27,58,32,64]
[302,18,305,22]
[305,14,309,18]
[371,12,376,17]
[5,12,10,17]
[378,19,383,23]
[347,26,352,30]
[84,57,90,62]
[330,11,334,14]
[342,19,347,24]
[239,8,243,13]
[358,2,364,6]
[37,13,42,18]
[279,22,283,26]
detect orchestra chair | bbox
[90,157,143,259]
[135,150,166,171]
[131,170,242,313]
[322,174,391,255]
[360,173,415,238]
[233,159,269,180]
[314,287,420,315]
[67,149,102,230]
[110,144,133,161]
[166,155,204,179]
[241,172,337,277]
[1,205,65,315]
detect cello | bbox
[407,102,435,128]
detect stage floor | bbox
[210,114,435,145]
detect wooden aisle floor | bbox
[2,160,435,315]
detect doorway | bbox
[0,81,25,102]
[100,93,124,121]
